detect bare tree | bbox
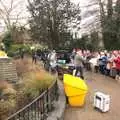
[0,0,30,45]
[0,0,28,31]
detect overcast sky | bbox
[0,0,29,26]
[71,0,100,36]
[0,0,100,36]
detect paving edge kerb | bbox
[47,80,66,120]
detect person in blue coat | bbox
[99,52,108,74]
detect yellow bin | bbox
[0,50,7,57]
[63,74,88,107]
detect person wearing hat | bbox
[74,50,85,79]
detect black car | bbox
[56,50,71,64]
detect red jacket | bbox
[114,56,120,70]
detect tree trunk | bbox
[98,0,105,49]
[107,0,113,19]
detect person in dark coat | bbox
[32,50,37,64]
[19,48,24,59]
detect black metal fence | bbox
[7,80,58,120]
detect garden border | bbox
[7,79,58,120]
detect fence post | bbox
[55,80,59,101]
[47,88,52,112]
[7,80,58,120]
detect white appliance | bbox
[93,92,110,112]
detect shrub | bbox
[23,70,55,98]
[0,58,56,119]
[0,99,16,120]
[10,44,31,53]
[2,32,13,52]
[0,81,16,120]
[0,81,16,100]
[13,58,55,102]
[7,44,32,57]
[13,58,43,77]
[13,59,30,77]
[15,90,30,110]
[0,81,13,93]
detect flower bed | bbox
[0,58,55,119]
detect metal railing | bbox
[7,80,58,120]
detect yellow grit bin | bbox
[63,74,88,107]
[0,51,7,57]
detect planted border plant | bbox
[0,81,16,120]
[0,58,55,119]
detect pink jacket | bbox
[114,56,120,70]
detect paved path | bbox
[64,72,120,120]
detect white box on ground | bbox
[93,92,110,112]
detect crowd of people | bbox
[71,49,120,80]
[32,48,120,81]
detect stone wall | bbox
[0,58,18,83]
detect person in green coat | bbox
[74,50,85,79]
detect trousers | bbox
[74,66,84,79]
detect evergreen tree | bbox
[28,0,81,49]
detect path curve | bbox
[64,72,120,120]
